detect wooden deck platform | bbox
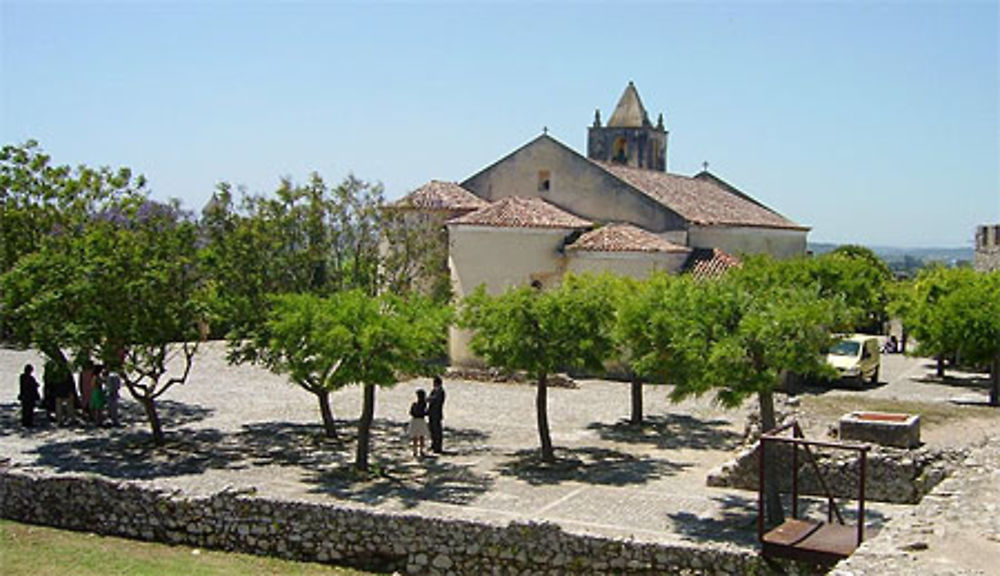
[761,518,860,564]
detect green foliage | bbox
[893,267,1000,402]
[459,274,616,460]
[892,266,976,362]
[459,275,617,381]
[813,248,891,332]
[734,253,890,334]
[260,290,450,392]
[380,209,453,304]
[200,175,450,353]
[0,140,147,276]
[625,257,847,409]
[254,289,451,459]
[201,175,385,346]
[1,198,205,444]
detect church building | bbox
[394,82,809,365]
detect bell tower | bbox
[587,81,668,172]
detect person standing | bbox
[78,361,95,422]
[428,376,446,454]
[18,364,40,428]
[48,359,75,426]
[407,389,430,458]
[90,366,107,427]
[41,360,58,419]
[105,367,122,427]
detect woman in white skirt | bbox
[408,389,430,458]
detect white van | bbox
[826,334,881,386]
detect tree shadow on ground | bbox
[666,492,891,548]
[0,402,25,438]
[31,427,241,479]
[586,413,742,452]
[666,492,760,547]
[496,446,689,487]
[0,399,214,440]
[916,370,992,391]
[786,374,888,395]
[301,418,494,509]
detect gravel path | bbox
[2,342,996,566]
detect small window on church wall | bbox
[538,170,550,191]
[652,140,660,162]
[612,138,628,164]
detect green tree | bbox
[615,272,676,425]
[894,267,1000,400]
[199,174,446,352]
[255,291,450,470]
[379,208,452,305]
[891,265,976,378]
[2,200,205,444]
[0,140,147,276]
[937,271,1000,406]
[814,247,892,333]
[634,257,846,524]
[459,275,616,462]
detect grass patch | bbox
[0,519,380,576]
[798,395,1000,429]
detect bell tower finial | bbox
[587,82,668,172]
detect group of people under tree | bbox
[17,358,121,429]
[407,376,446,458]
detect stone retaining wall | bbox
[706,443,962,504]
[1,469,775,575]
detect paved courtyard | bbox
[2,342,998,570]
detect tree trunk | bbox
[629,375,643,425]
[936,356,945,378]
[354,383,376,472]
[316,392,337,438]
[758,390,785,527]
[142,397,165,446]
[536,373,554,463]
[990,356,999,408]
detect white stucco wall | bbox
[447,224,576,366]
[687,225,808,259]
[566,250,689,278]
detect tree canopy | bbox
[892,267,1000,403]
[2,198,205,444]
[256,290,451,469]
[459,275,617,462]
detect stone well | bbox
[839,412,921,449]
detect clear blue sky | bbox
[2,1,997,248]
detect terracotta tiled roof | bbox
[597,163,806,230]
[448,196,592,229]
[568,223,690,254]
[684,248,742,280]
[392,180,489,212]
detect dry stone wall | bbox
[1,469,778,576]
[706,443,962,504]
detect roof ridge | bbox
[448,195,592,229]
[568,222,690,253]
[594,161,808,231]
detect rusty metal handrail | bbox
[757,420,870,548]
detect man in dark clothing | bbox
[428,376,446,454]
[49,360,75,426]
[18,364,40,427]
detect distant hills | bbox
[808,243,974,265]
